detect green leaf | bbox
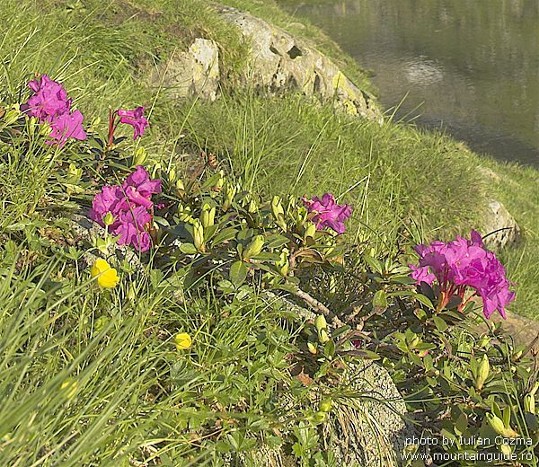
[179,243,198,254]
[372,290,388,311]
[203,224,218,242]
[248,252,280,262]
[230,261,248,288]
[265,234,290,249]
[364,254,384,275]
[212,227,238,246]
[415,293,435,310]
[433,316,448,332]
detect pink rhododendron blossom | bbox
[22,74,87,146]
[89,166,161,252]
[88,185,128,224]
[123,165,161,197]
[117,106,148,139]
[409,230,515,319]
[303,193,353,234]
[23,75,71,120]
[115,207,152,251]
[46,109,87,147]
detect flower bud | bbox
[222,184,236,211]
[133,147,147,166]
[3,104,21,126]
[486,413,506,436]
[200,203,216,228]
[271,196,288,231]
[178,205,193,223]
[213,170,225,190]
[168,167,177,183]
[271,196,284,217]
[277,249,290,276]
[243,235,264,260]
[318,329,330,344]
[475,354,490,391]
[103,212,115,226]
[486,413,519,438]
[524,393,535,414]
[192,220,205,251]
[307,342,317,355]
[315,315,328,332]
[305,223,317,239]
[500,443,512,457]
[248,199,258,213]
[175,179,185,194]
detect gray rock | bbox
[482,200,520,250]
[321,360,413,466]
[217,6,382,122]
[149,5,382,122]
[70,213,143,270]
[238,292,413,466]
[150,38,220,101]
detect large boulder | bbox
[217,6,382,122]
[235,292,413,466]
[482,199,521,250]
[149,5,381,122]
[150,38,220,101]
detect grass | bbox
[1,0,539,463]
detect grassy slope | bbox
[1,0,538,463]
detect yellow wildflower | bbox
[90,258,119,288]
[174,332,192,350]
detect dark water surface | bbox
[278,0,539,166]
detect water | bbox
[278,0,539,166]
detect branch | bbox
[294,288,344,327]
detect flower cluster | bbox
[89,166,161,252]
[303,193,353,234]
[22,75,86,147]
[410,230,515,319]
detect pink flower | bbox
[117,106,148,139]
[47,110,87,147]
[23,75,71,120]
[89,167,161,252]
[22,74,87,147]
[409,230,515,319]
[89,185,129,225]
[115,207,152,252]
[123,165,161,198]
[303,193,353,234]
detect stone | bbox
[150,38,220,101]
[70,213,142,271]
[238,292,413,466]
[216,6,382,122]
[321,360,413,466]
[482,200,520,250]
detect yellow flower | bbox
[90,258,119,288]
[174,332,192,350]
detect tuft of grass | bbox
[173,91,485,250]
